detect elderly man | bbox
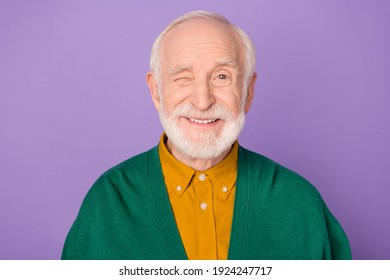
[62,10,351,260]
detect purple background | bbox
[1,0,389,260]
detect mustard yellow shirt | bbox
[158,134,238,260]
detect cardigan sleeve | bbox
[61,220,78,260]
[322,202,352,259]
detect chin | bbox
[161,114,245,160]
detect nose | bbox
[190,78,215,111]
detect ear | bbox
[244,72,257,114]
[146,71,161,111]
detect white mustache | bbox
[170,103,232,120]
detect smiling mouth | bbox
[185,117,219,124]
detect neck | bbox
[166,139,231,171]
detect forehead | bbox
[160,20,243,67]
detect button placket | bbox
[195,176,217,259]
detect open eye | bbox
[212,72,232,87]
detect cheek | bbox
[161,83,191,109]
[160,91,183,115]
[216,89,243,116]
[227,101,242,117]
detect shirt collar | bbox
[207,140,238,200]
[158,133,238,200]
[158,134,195,198]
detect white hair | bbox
[149,10,256,91]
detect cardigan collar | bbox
[145,144,250,260]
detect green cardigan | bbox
[62,145,351,260]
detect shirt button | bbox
[199,173,206,181]
[176,186,182,192]
[222,186,228,193]
[200,202,208,210]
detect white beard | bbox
[159,102,245,160]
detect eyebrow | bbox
[168,65,193,76]
[215,57,239,69]
[168,58,239,76]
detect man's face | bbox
[148,20,255,160]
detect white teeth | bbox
[189,118,217,124]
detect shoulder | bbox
[237,146,351,260]
[62,146,162,259]
[238,146,323,204]
[81,146,159,206]
[98,146,158,184]
[102,146,158,179]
